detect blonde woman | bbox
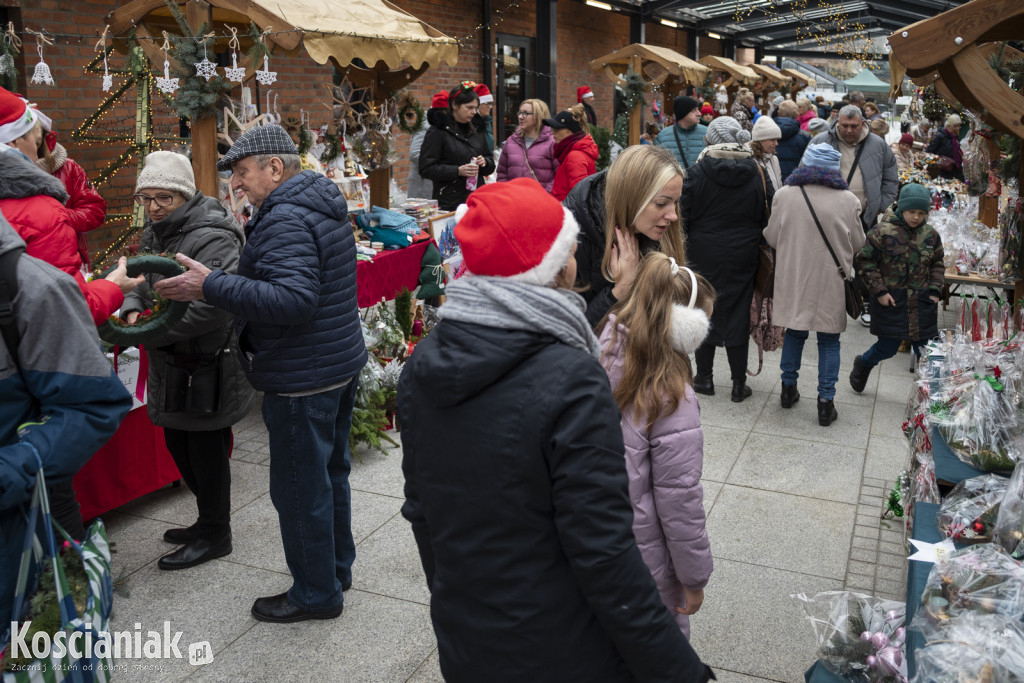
[496,98,557,191]
[571,145,687,326]
[796,97,816,131]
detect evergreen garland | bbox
[394,288,413,341]
[989,46,1023,183]
[0,35,19,91]
[320,129,342,164]
[591,125,612,170]
[246,23,270,64]
[612,113,629,148]
[617,68,647,111]
[164,0,232,120]
[297,123,313,156]
[695,74,717,103]
[921,84,954,124]
[396,90,425,134]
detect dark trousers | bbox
[164,427,233,540]
[47,480,86,540]
[694,339,749,382]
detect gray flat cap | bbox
[217,124,298,171]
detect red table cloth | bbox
[356,239,432,308]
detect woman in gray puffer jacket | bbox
[121,152,256,571]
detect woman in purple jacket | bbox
[598,252,716,639]
[496,98,557,191]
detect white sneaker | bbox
[860,313,871,326]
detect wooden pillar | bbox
[977,136,1001,227]
[369,167,391,210]
[628,55,643,147]
[132,44,153,231]
[186,0,218,198]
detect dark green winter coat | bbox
[856,210,945,341]
[121,193,257,431]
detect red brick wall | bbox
[11,0,713,256]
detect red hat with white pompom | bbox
[454,178,579,286]
[577,86,593,102]
[0,86,37,144]
[431,91,449,109]
[474,83,493,104]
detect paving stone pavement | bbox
[97,307,965,682]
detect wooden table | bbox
[942,269,1023,308]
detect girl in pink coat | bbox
[598,252,715,639]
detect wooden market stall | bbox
[106,0,458,209]
[698,55,759,92]
[590,44,710,146]
[779,67,815,95]
[748,63,792,95]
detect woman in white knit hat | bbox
[121,151,256,570]
[750,116,783,191]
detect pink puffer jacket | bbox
[496,126,558,191]
[599,318,713,639]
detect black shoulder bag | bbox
[163,332,232,415]
[799,186,864,320]
[672,125,690,170]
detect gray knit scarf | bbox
[440,276,601,358]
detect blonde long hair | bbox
[569,103,590,136]
[599,253,716,428]
[520,99,551,135]
[601,145,686,282]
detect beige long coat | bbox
[764,182,865,334]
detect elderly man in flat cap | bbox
[156,124,367,623]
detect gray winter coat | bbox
[808,121,898,229]
[121,193,256,431]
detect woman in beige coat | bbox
[764,143,865,427]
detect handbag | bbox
[163,333,231,415]
[938,155,956,172]
[800,186,864,320]
[752,163,775,298]
[4,468,114,682]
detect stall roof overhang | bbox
[590,43,710,85]
[582,0,967,55]
[108,0,458,71]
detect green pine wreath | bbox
[97,255,190,347]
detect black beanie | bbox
[673,96,700,121]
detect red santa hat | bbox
[454,178,579,286]
[474,83,493,104]
[0,86,38,144]
[577,86,593,103]
[431,91,449,109]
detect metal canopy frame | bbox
[585,0,968,57]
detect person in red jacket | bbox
[31,107,107,268]
[545,105,598,201]
[0,87,139,325]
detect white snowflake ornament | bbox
[194,38,217,81]
[255,54,276,85]
[156,59,179,95]
[30,45,54,85]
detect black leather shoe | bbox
[163,524,199,545]
[158,534,232,570]
[780,383,800,408]
[818,398,839,426]
[693,374,714,396]
[731,381,752,403]
[849,355,872,393]
[251,592,344,623]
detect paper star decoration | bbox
[908,538,957,564]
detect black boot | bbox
[158,532,232,570]
[731,380,752,403]
[849,355,872,393]
[780,383,800,408]
[817,397,838,426]
[693,374,715,396]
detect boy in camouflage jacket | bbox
[849,183,944,393]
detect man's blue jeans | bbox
[262,378,359,611]
[780,329,841,400]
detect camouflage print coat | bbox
[856,211,945,341]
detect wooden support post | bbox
[186,0,218,198]
[132,44,153,231]
[977,136,1001,227]
[369,167,391,210]
[628,55,643,147]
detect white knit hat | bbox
[751,116,782,142]
[705,116,750,145]
[136,151,196,198]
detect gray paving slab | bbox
[705,486,856,579]
[701,425,749,482]
[688,558,841,681]
[406,648,443,683]
[727,433,864,504]
[350,441,406,499]
[702,480,723,516]
[346,515,432,606]
[753,400,873,449]
[864,434,908,482]
[699,390,770,431]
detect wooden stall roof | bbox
[780,68,815,90]
[590,43,710,86]
[748,63,792,88]
[698,55,759,86]
[887,0,1024,135]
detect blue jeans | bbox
[779,329,841,400]
[262,378,359,611]
[862,337,926,369]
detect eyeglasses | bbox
[134,193,177,208]
[517,111,533,117]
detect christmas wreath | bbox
[96,255,190,347]
[396,90,425,134]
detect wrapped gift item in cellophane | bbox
[933,370,1021,473]
[937,474,1008,543]
[912,613,1024,682]
[993,460,1024,560]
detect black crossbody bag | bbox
[163,332,232,414]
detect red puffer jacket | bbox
[42,144,107,267]
[0,149,122,325]
[551,133,598,201]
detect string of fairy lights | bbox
[729,0,884,61]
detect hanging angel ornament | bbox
[224,27,246,83]
[28,31,54,85]
[194,33,218,82]
[155,33,180,95]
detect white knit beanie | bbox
[705,116,750,145]
[751,116,782,142]
[136,151,196,198]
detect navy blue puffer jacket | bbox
[775,116,810,183]
[203,171,367,393]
